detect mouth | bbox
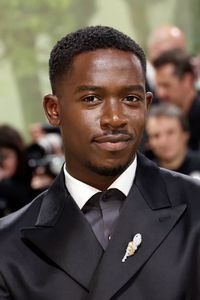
[93,134,132,152]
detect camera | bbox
[26,133,64,178]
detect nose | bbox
[100,100,128,130]
[157,133,168,147]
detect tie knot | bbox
[100,188,126,202]
[82,192,101,213]
[83,189,125,213]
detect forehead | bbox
[0,147,16,156]
[156,63,176,77]
[66,48,145,83]
[147,115,182,131]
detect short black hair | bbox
[49,25,146,93]
[148,103,189,132]
[153,49,195,79]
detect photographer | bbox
[0,124,33,216]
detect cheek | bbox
[150,140,160,151]
[61,105,97,128]
[171,84,180,95]
[131,110,146,130]
[4,157,18,175]
[60,112,93,147]
[82,111,98,130]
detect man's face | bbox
[146,115,188,163]
[0,148,18,179]
[155,64,188,107]
[44,49,152,187]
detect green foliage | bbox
[174,0,200,53]
[0,0,96,132]
[124,0,200,54]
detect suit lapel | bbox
[21,171,103,290]
[89,154,187,300]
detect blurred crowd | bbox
[144,25,200,179]
[0,122,64,217]
[1,24,200,216]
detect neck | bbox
[181,88,196,113]
[83,174,119,191]
[65,165,121,191]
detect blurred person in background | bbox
[147,25,186,64]
[27,123,64,194]
[29,122,46,143]
[146,103,200,179]
[192,54,200,90]
[29,122,61,144]
[153,49,200,151]
[139,25,187,153]
[0,124,33,216]
[146,25,186,94]
[146,25,200,94]
[139,25,185,152]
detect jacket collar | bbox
[21,171,104,290]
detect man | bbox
[146,25,186,94]
[153,49,200,150]
[146,103,200,178]
[147,25,186,63]
[0,124,33,216]
[146,25,200,95]
[0,26,200,300]
[139,25,187,150]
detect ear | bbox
[146,91,153,111]
[43,94,60,126]
[182,73,194,88]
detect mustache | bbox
[93,129,134,143]
[102,129,130,136]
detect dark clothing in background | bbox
[0,165,33,217]
[151,150,200,177]
[187,92,200,150]
[174,150,200,176]
[0,178,33,216]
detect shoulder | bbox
[0,170,66,237]
[160,165,200,187]
[137,152,200,206]
[159,167,200,206]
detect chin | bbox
[85,159,132,177]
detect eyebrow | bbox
[123,85,145,93]
[75,84,145,93]
[75,85,100,93]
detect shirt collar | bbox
[64,155,137,209]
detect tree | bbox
[123,0,163,52]
[124,0,199,55]
[173,0,200,54]
[0,0,96,133]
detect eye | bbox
[123,95,140,103]
[83,95,99,103]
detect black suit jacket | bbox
[0,153,200,300]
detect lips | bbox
[93,134,132,151]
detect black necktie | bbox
[82,188,126,249]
